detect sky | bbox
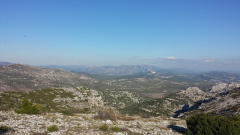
[0,0,240,71]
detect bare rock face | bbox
[185,87,204,95]
[173,82,240,117]
[180,87,210,102]
[210,82,240,93]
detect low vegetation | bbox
[112,126,120,132]
[93,111,116,121]
[0,88,91,115]
[0,125,10,133]
[60,110,74,116]
[47,125,59,132]
[99,124,108,131]
[185,113,240,135]
[15,97,40,114]
[120,92,192,116]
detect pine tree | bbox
[15,97,40,114]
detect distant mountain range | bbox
[39,65,87,71]
[2,61,239,75]
[0,61,13,66]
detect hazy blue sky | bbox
[1,0,240,71]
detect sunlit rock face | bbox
[210,82,240,93]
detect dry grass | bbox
[29,131,48,135]
[141,114,151,118]
[148,117,160,122]
[117,115,135,121]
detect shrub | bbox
[60,110,74,116]
[93,111,116,121]
[141,113,151,118]
[100,124,108,131]
[84,108,89,112]
[47,125,59,132]
[112,126,120,132]
[0,125,10,132]
[231,105,240,112]
[15,97,41,114]
[185,113,240,135]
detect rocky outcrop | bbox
[210,82,240,93]
[173,82,240,117]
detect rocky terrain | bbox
[175,82,240,117]
[0,87,186,135]
[1,63,240,134]
[121,82,240,118]
[1,82,240,134]
[1,64,240,117]
[0,111,186,135]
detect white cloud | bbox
[166,57,176,59]
[203,60,214,62]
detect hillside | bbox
[1,64,240,117]
[0,64,214,95]
[0,64,96,92]
[0,87,186,135]
[1,64,240,134]
[120,82,240,118]
[1,82,240,134]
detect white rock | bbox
[105,119,112,124]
